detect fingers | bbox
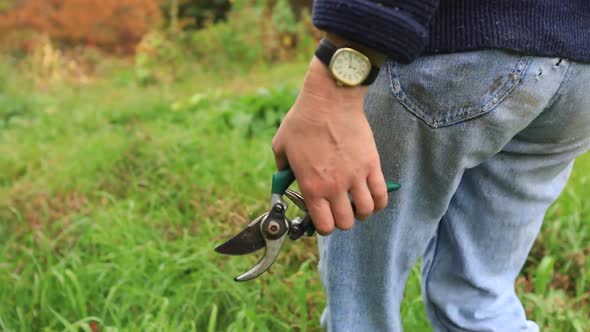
[330,192,355,231]
[350,182,374,220]
[305,192,355,235]
[306,197,335,235]
[367,169,388,212]
[304,177,388,235]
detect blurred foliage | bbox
[272,0,298,34]
[189,6,265,69]
[134,31,185,85]
[24,36,94,87]
[171,87,297,138]
[0,0,162,54]
[0,0,15,11]
[221,87,297,138]
[134,1,319,83]
[0,0,315,57]
[189,1,318,69]
[0,55,27,128]
[159,0,231,30]
[0,0,319,86]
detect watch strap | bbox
[314,38,380,86]
[314,38,337,69]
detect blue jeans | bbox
[318,51,590,331]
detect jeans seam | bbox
[424,220,474,332]
[544,60,577,112]
[423,222,451,332]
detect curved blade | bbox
[285,189,307,212]
[234,232,287,282]
[214,212,268,256]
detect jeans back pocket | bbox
[387,50,532,128]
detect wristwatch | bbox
[314,38,380,87]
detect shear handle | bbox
[271,168,296,196]
[273,168,401,196]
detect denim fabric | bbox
[318,50,590,332]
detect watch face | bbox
[329,48,371,86]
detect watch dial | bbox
[330,49,371,86]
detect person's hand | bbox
[272,57,388,235]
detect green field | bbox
[0,59,588,331]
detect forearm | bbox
[313,0,440,63]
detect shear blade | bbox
[285,189,307,212]
[234,233,286,282]
[214,213,268,256]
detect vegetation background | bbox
[0,1,588,331]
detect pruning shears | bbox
[214,168,401,282]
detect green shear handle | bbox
[271,168,401,196]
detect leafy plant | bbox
[225,87,297,137]
[135,31,185,85]
[190,7,265,70]
[171,86,297,138]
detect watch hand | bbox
[349,53,352,68]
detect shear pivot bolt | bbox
[267,221,281,235]
[262,218,287,239]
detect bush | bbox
[134,31,185,85]
[159,0,232,30]
[0,0,162,54]
[188,2,317,70]
[190,7,265,70]
[171,86,298,138]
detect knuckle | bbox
[372,190,387,202]
[306,197,324,211]
[301,174,350,197]
[339,223,354,231]
[373,193,389,211]
[325,177,346,193]
[336,218,354,231]
[360,196,375,211]
[315,222,334,235]
[270,139,280,155]
[368,159,382,171]
[355,210,373,220]
[299,178,319,195]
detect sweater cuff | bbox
[312,0,434,63]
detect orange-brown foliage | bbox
[0,0,162,54]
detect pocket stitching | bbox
[387,56,533,128]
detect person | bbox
[271,0,590,331]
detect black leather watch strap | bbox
[314,38,380,86]
[314,38,337,68]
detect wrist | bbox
[291,57,367,119]
[325,32,385,68]
[306,57,368,99]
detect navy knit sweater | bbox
[312,0,590,63]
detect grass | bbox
[0,58,588,332]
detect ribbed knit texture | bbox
[312,0,439,63]
[313,0,590,63]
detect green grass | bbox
[0,59,588,332]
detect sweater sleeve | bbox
[312,0,440,63]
